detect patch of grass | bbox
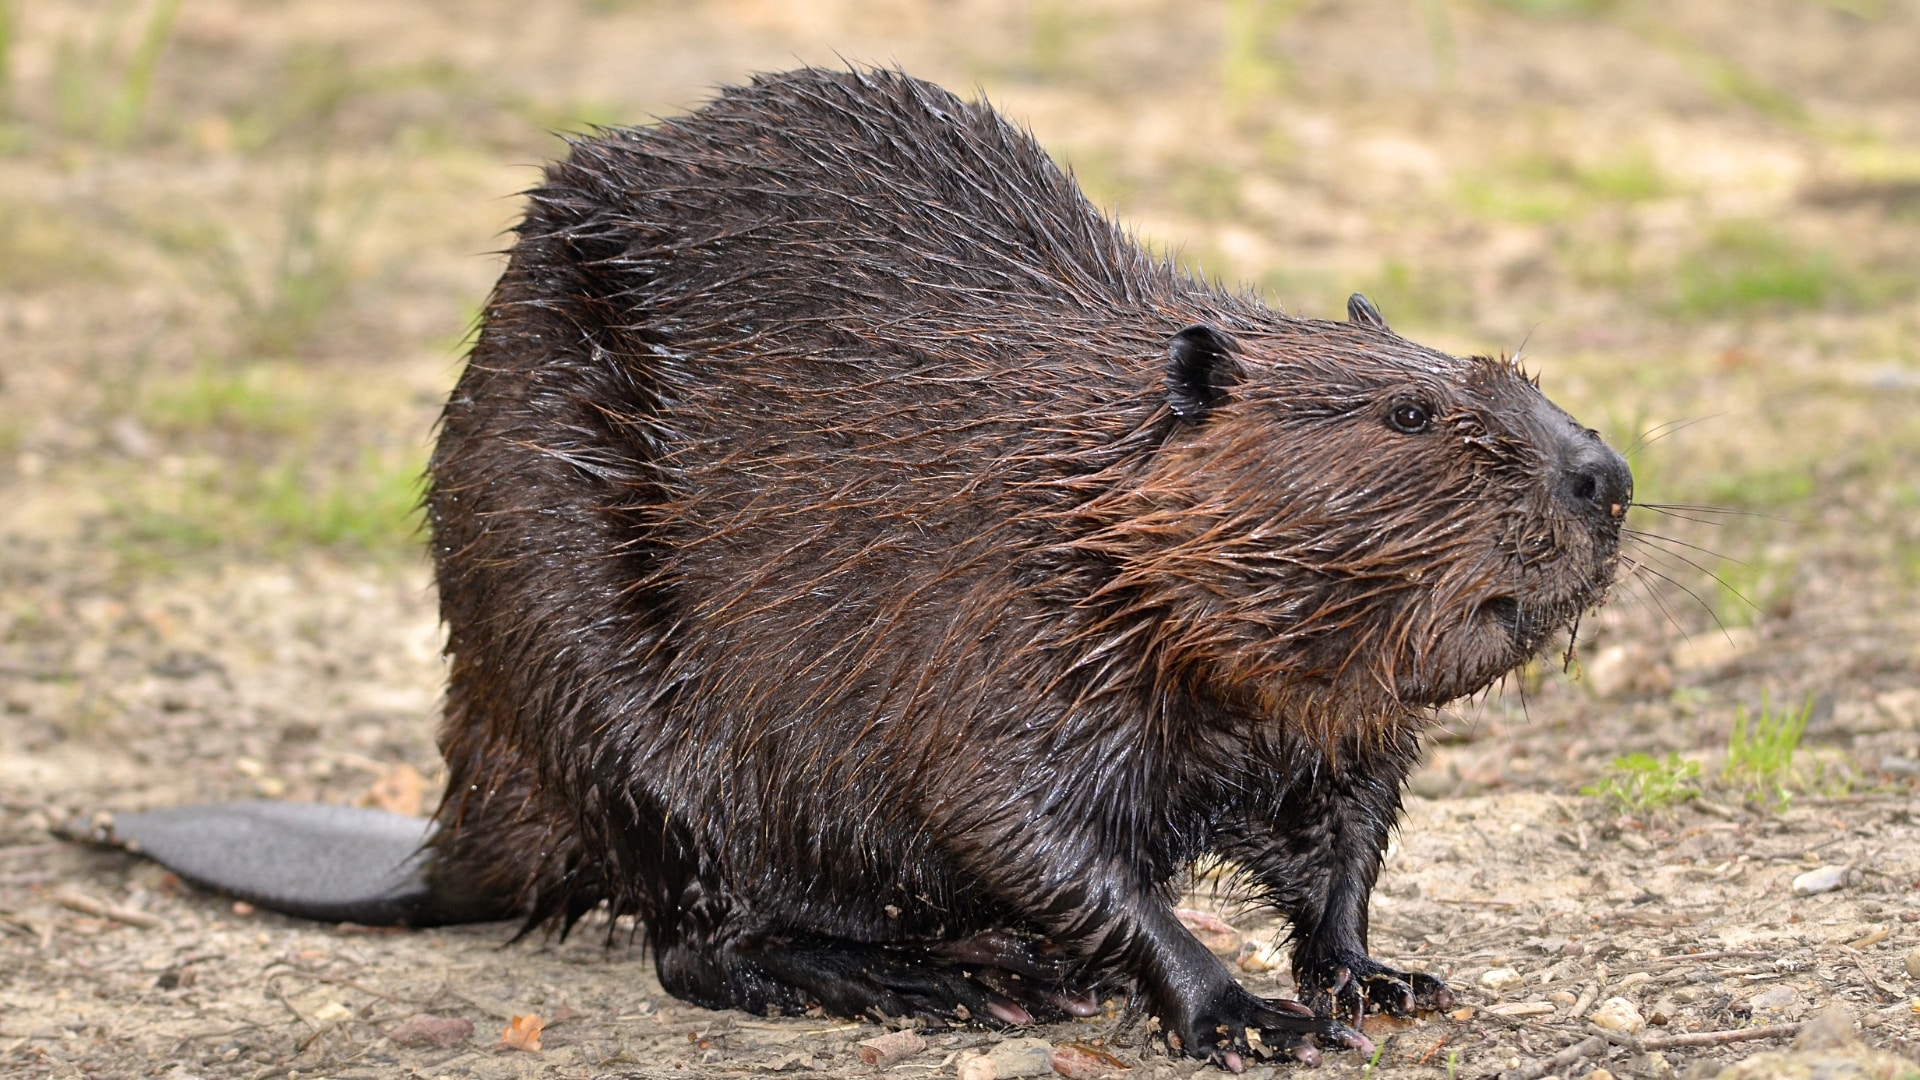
[1723,693,1813,806]
[1455,171,1575,226]
[138,363,320,439]
[108,444,426,566]
[1670,221,1863,317]
[115,364,426,567]
[1575,151,1669,202]
[1458,149,1670,225]
[253,448,426,552]
[1581,752,1701,814]
[53,0,183,148]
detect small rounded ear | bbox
[1346,292,1389,331]
[1166,324,1242,421]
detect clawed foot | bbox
[1164,985,1372,1072]
[1298,951,1454,1028]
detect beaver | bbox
[82,67,1629,1067]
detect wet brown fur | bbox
[422,66,1628,1061]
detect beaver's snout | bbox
[1557,430,1632,523]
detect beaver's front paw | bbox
[1297,949,1454,1027]
[1163,984,1371,1071]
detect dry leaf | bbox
[498,1013,543,1052]
[1049,1042,1131,1078]
[856,1029,926,1067]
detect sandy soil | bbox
[2,1,1919,1077]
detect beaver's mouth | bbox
[1476,595,1559,657]
[1389,576,1611,711]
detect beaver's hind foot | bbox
[654,929,1106,1028]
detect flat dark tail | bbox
[65,801,516,926]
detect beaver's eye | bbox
[1387,402,1433,434]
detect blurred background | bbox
[1,0,1918,836]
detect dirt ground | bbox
[3,1,1919,1078]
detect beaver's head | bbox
[1088,295,1629,736]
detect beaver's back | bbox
[425,67,1245,928]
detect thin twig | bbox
[1639,1023,1800,1050]
[54,888,165,929]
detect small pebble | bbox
[1479,967,1525,992]
[1548,990,1578,1008]
[1585,1070,1615,1080]
[1791,865,1849,896]
[1903,946,1920,980]
[1749,985,1798,1011]
[1589,997,1645,1034]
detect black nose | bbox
[1560,432,1632,522]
